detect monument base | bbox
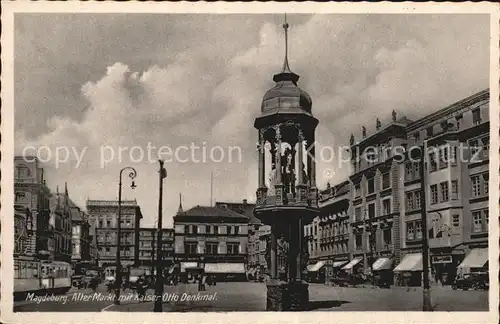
[266,280,309,311]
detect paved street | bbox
[13,282,488,312]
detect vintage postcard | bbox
[1,2,499,324]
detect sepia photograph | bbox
[1,2,499,323]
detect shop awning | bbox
[372,258,393,271]
[180,262,198,272]
[342,257,363,270]
[332,261,348,268]
[457,248,488,269]
[307,261,326,272]
[394,253,422,272]
[204,263,245,274]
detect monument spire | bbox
[273,13,299,84]
[177,193,183,214]
[282,13,291,73]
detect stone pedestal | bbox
[266,280,309,311]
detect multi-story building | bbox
[173,201,248,281]
[137,227,175,274]
[396,89,490,285]
[348,111,411,277]
[86,199,143,276]
[306,181,351,283]
[49,183,73,263]
[214,200,262,278]
[71,206,92,265]
[14,156,52,260]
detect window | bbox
[227,243,239,254]
[439,146,448,169]
[235,226,240,235]
[451,180,459,200]
[214,225,219,234]
[471,175,481,197]
[184,242,197,255]
[106,220,111,227]
[450,146,458,165]
[430,185,438,204]
[405,163,413,181]
[383,228,392,245]
[185,225,190,234]
[354,184,361,197]
[98,220,103,228]
[355,233,362,250]
[406,192,414,210]
[407,223,415,240]
[429,151,437,172]
[206,243,218,254]
[481,137,489,160]
[414,191,421,209]
[472,108,481,125]
[381,172,390,189]
[15,192,26,202]
[355,207,362,221]
[483,173,489,195]
[382,199,391,215]
[367,177,375,194]
[227,226,233,235]
[368,203,375,219]
[452,214,460,227]
[413,162,421,179]
[469,139,479,160]
[440,182,449,202]
[415,221,422,240]
[472,211,483,233]
[426,126,434,137]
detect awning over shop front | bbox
[372,258,393,271]
[307,261,326,272]
[332,261,348,268]
[180,262,198,272]
[394,253,422,272]
[342,257,363,270]
[457,248,488,269]
[204,263,246,274]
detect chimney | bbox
[243,199,248,205]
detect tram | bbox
[14,259,72,300]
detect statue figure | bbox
[362,126,367,138]
[376,118,381,130]
[392,110,397,122]
[301,162,309,186]
[282,148,295,195]
[350,134,355,146]
[268,163,277,196]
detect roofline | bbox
[406,89,489,132]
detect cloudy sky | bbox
[14,14,489,227]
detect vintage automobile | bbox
[452,272,489,290]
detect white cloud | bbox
[15,14,489,227]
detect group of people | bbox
[196,274,217,291]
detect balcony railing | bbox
[256,184,318,208]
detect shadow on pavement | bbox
[308,300,351,310]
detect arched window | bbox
[15,192,27,202]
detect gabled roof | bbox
[215,201,261,224]
[182,205,249,219]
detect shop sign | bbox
[432,255,452,264]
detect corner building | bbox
[173,202,248,281]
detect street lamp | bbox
[152,220,158,276]
[114,167,138,305]
[418,141,431,311]
[154,160,167,312]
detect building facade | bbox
[397,89,490,285]
[86,199,143,276]
[307,181,351,283]
[174,202,248,281]
[14,156,52,261]
[137,227,175,274]
[71,206,92,265]
[49,183,73,263]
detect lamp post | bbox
[151,220,158,276]
[418,141,431,311]
[114,167,138,305]
[154,160,167,312]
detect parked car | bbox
[452,272,489,291]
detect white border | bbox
[1,2,499,324]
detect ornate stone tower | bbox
[253,16,319,311]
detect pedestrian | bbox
[136,276,147,302]
[201,274,207,291]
